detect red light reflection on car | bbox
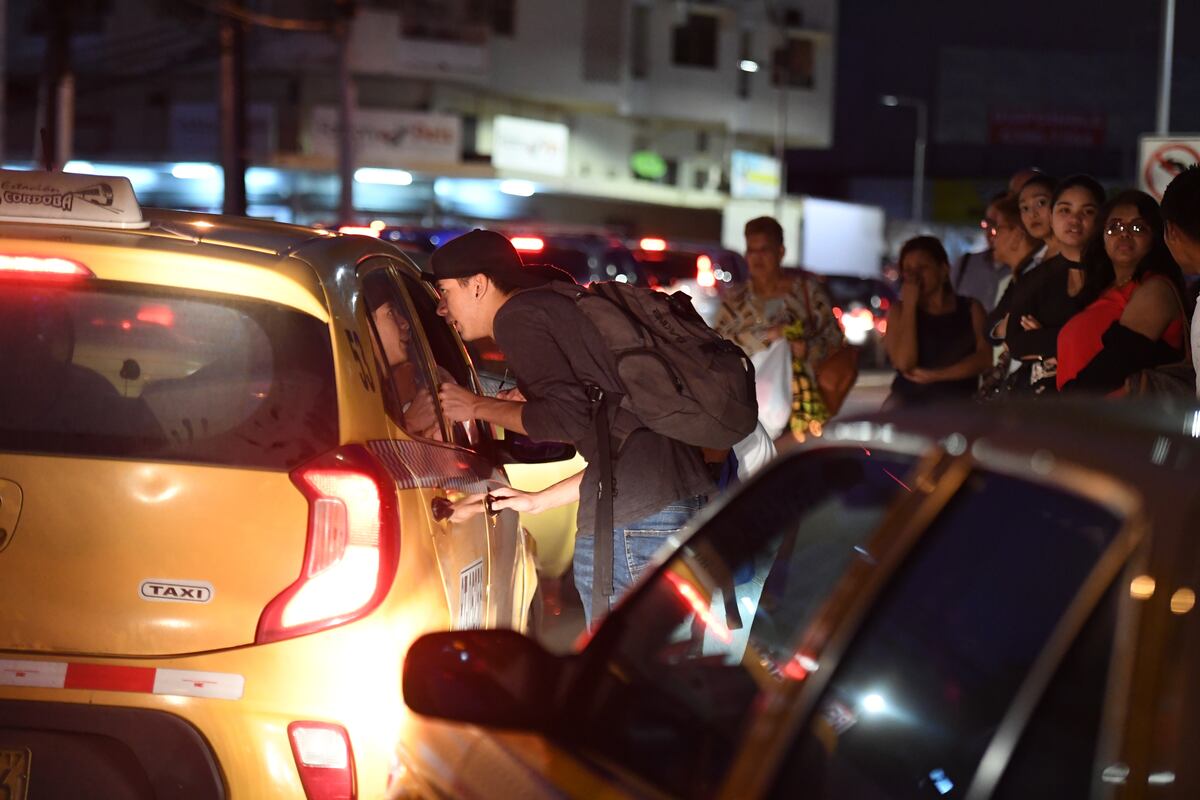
[663,571,732,644]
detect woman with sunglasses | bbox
[1057,190,1187,393]
[1004,174,1106,393]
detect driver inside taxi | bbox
[371,301,442,440]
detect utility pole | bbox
[770,2,788,217]
[1,0,7,166]
[1156,0,1176,134]
[36,0,72,169]
[336,0,358,224]
[219,16,248,215]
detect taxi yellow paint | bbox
[0,171,541,799]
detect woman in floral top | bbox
[714,216,845,444]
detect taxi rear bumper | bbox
[0,699,224,799]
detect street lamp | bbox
[881,94,928,223]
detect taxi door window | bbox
[770,470,1123,800]
[566,447,917,798]
[360,267,443,441]
[393,268,485,449]
[992,582,1118,799]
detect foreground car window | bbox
[0,281,337,468]
[569,448,917,798]
[772,470,1123,799]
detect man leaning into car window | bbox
[429,230,713,630]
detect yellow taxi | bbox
[0,169,551,799]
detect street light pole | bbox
[1156,0,1176,134]
[881,94,927,223]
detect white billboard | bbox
[308,107,462,167]
[730,150,781,200]
[491,115,569,177]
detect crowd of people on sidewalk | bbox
[884,165,1200,406]
[426,167,1200,630]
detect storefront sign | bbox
[730,151,781,200]
[308,107,461,167]
[987,110,1106,148]
[491,116,569,177]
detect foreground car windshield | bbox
[573,447,1123,798]
[0,280,337,468]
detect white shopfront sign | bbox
[308,107,462,167]
[730,150,781,200]
[490,115,569,177]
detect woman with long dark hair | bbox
[1004,174,1106,393]
[884,236,992,407]
[1057,190,1187,393]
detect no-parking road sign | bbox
[1139,135,1200,200]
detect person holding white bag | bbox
[714,216,844,447]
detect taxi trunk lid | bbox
[0,275,339,657]
[0,454,309,657]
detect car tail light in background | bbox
[337,225,381,238]
[0,254,93,279]
[257,446,399,644]
[695,254,716,288]
[510,236,544,252]
[639,237,667,251]
[835,306,877,345]
[289,722,356,800]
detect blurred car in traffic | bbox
[503,228,642,286]
[0,170,556,799]
[394,400,1200,799]
[822,275,896,369]
[628,236,747,324]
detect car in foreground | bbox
[394,399,1200,798]
[0,169,552,799]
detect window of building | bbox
[671,11,718,69]
[583,0,622,83]
[630,2,650,79]
[771,36,814,89]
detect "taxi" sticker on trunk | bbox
[138,579,214,604]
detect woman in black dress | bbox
[885,236,993,407]
[1004,174,1105,394]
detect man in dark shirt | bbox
[430,229,713,626]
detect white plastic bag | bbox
[750,338,793,439]
[732,422,777,480]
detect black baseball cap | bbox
[427,229,574,288]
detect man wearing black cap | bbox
[429,229,713,627]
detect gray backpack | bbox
[544,280,757,449]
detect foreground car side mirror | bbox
[499,432,577,465]
[403,629,563,731]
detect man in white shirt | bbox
[1160,166,1200,397]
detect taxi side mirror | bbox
[403,629,563,731]
[499,432,577,465]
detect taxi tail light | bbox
[510,236,544,252]
[0,254,93,279]
[289,722,356,800]
[696,254,716,288]
[256,445,399,644]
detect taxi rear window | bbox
[0,280,337,469]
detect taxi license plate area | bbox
[0,748,31,800]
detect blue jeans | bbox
[574,495,706,629]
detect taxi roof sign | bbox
[0,168,149,229]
